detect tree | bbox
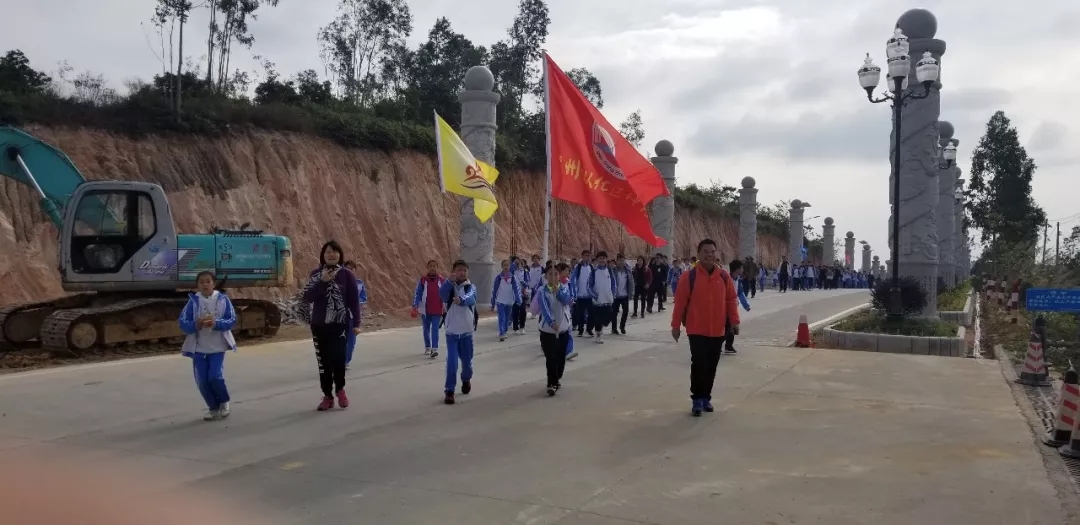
[0,50,51,94]
[154,0,193,119]
[618,109,645,150]
[294,69,334,105]
[388,17,487,124]
[566,67,602,108]
[318,0,413,106]
[254,61,300,105]
[489,0,549,124]
[71,71,120,106]
[207,0,278,92]
[966,111,1047,251]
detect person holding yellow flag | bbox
[434,111,499,222]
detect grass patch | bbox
[832,310,959,337]
[982,303,1080,373]
[937,280,972,312]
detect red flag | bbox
[544,53,669,247]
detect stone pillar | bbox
[936,122,958,287]
[890,9,945,316]
[738,176,758,259]
[861,244,872,273]
[822,217,836,264]
[650,140,677,258]
[954,176,966,284]
[458,66,501,302]
[844,232,855,270]
[788,199,810,262]
[872,255,881,277]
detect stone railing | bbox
[938,288,975,326]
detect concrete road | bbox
[0,289,1069,524]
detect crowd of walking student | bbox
[179,239,884,419]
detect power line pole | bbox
[1057,222,1062,265]
[1043,222,1050,265]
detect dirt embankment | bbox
[0,126,787,312]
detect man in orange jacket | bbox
[670,238,741,417]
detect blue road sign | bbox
[1025,288,1080,313]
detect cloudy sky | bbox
[9,0,1080,260]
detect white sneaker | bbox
[499,335,506,342]
[217,402,231,419]
[424,347,431,356]
[566,351,578,361]
[596,333,604,344]
[203,409,218,421]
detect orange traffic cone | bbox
[795,314,812,348]
[1017,317,1051,387]
[1045,367,1080,446]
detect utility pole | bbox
[1043,222,1050,265]
[1056,222,1062,266]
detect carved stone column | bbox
[738,176,758,260]
[872,255,881,278]
[458,66,501,301]
[788,200,810,262]
[954,176,967,284]
[845,232,856,270]
[822,217,836,264]
[891,9,945,316]
[936,122,957,287]
[650,140,677,258]
[862,244,872,273]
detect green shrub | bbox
[833,311,959,337]
[937,279,973,311]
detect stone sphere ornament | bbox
[824,217,834,226]
[655,140,674,157]
[791,199,802,209]
[896,8,938,40]
[463,66,494,91]
[846,231,855,238]
[938,121,955,142]
[741,176,756,189]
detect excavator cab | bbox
[60,181,181,291]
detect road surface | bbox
[0,289,1070,524]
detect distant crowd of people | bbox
[175,240,872,420]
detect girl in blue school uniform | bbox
[343,261,368,369]
[491,259,522,341]
[178,271,238,421]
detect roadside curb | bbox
[994,344,1080,521]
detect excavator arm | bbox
[0,125,115,230]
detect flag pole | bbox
[541,53,553,263]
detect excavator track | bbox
[25,296,281,355]
[0,294,97,349]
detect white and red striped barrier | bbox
[1016,323,1051,387]
[1046,368,1080,447]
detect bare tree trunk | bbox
[205,0,217,84]
[175,13,184,122]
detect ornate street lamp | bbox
[858,27,941,321]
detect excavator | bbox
[0,125,293,353]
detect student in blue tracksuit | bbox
[587,251,617,344]
[725,259,753,355]
[441,260,477,404]
[413,260,447,358]
[570,249,594,337]
[511,257,530,334]
[538,263,574,396]
[558,263,578,360]
[668,258,684,296]
[343,260,368,369]
[178,271,238,421]
[490,259,522,342]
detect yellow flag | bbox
[435,111,500,222]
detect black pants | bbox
[646,287,660,312]
[658,284,667,309]
[779,274,789,292]
[539,331,569,387]
[590,303,611,332]
[612,297,630,331]
[511,302,526,331]
[632,290,648,315]
[688,334,723,401]
[724,320,736,350]
[744,278,756,298]
[572,297,592,334]
[312,323,348,397]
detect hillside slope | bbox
[0,126,786,312]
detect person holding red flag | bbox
[542,53,670,254]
